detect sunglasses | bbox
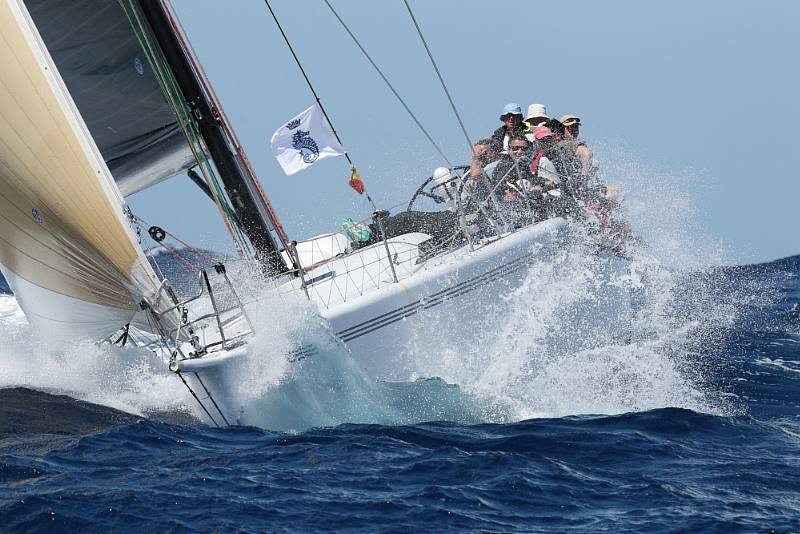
[509,145,527,151]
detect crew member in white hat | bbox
[559,115,581,140]
[525,103,550,129]
[557,114,593,179]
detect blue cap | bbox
[500,103,522,119]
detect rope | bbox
[402,0,474,154]
[262,0,399,282]
[119,1,252,256]
[322,0,454,168]
[129,212,218,272]
[161,229,219,265]
[158,241,201,273]
[159,1,293,252]
[193,373,231,426]
[176,371,220,427]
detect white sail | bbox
[0,0,168,339]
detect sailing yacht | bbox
[0,0,631,425]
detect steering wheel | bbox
[406,165,470,212]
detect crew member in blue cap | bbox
[490,103,526,154]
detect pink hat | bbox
[534,126,553,140]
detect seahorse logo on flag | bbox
[270,103,345,175]
[292,130,320,164]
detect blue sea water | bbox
[0,254,799,532]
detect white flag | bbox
[270,103,345,175]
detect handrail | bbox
[142,265,255,364]
[150,271,206,317]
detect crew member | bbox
[491,103,526,153]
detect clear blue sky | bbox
[129,0,800,264]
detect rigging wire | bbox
[128,209,223,277]
[262,0,389,222]
[401,0,474,154]
[161,2,293,253]
[262,0,354,167]
[321,0,454,168]
[263,0,404,283]
[120,1,252,257]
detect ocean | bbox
[0,250,798,532]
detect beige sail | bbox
[0,0,165,337]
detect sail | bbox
[0,0,166,338]
[22,0,196,196]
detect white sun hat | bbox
[559,114,581,126]
[525,103,549,123]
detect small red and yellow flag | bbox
[348,167,366,195]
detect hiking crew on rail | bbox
[344,101,632,253]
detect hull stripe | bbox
[337,251,539,343]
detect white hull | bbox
[319,219,570,380]
[176,217,633,424]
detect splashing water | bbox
[394,229,738,423]
[0,295,193,417]
[196,280,492,431]
[0,152,756,430]
[0,250,737,431]
[224,221,743,430]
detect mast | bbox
[136,0,288,273]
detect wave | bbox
[0,172,794,430]
[3,400,798,532]
[0,242,771,431]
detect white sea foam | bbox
[397,232,734,421]
[0,152,744,429]
[0,294,192,417]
